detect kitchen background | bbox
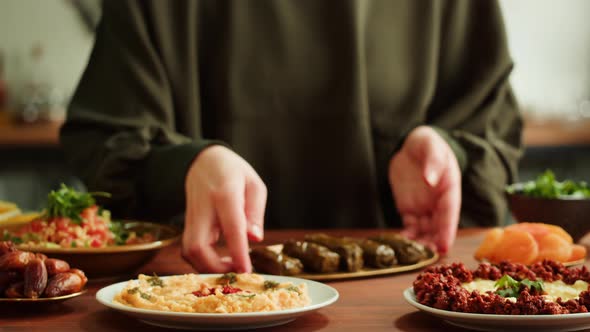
[0,0,589,214]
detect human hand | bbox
[388,126,461,254]
[182,145,267,273]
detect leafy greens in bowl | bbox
[506,170,590,199]
[506,170,590,242]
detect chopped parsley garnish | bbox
[128,287,152,300]
[494,274,545,298]
[44,184,111,224]
[286,286,301,295]
[264,280,280,290]
[147,273,164,287]
[217,272,237,284]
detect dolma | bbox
[250,246,303,276]
[282,240,340,273]
[370,233,431,265]
[304,233,364,272]
[342,237,397,268]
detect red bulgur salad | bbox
[2,185,154,248]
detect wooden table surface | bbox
[0,228,558,331]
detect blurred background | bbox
[0,0,589,212]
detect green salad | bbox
[507,170,590,199]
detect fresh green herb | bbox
[495,275,521,298]
[217,272,237,284]
[109,221,130,245]
[128,287,152,300]
[494,275,545,298]
[2,230,22,244]
[264,280,280,290]
[140,292,152,300]
[521,278,545,293]
[44,184,111,224]
[147,273,164,287]
[507,170,590,199]
[286,286,301,295]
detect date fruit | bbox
[0,241,17,256]
[45,258,70,276]
[44,272,83,297]
[0,251,35,271]
[24,258,48,298]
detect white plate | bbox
[404,287,590,332]
[96,274,339,330]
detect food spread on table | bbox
[0,241,87,299]
[474,222,587,265]
[114,272,310,313]
[1,185,155,248]
[413,260,590,314]
[250,232,435,278]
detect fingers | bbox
[213,183,252,273]
[244,178,267,242]
[401,214,418,239]
[182,200,233,273]
[431,175,461,254]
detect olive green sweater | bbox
[61,0,522,229]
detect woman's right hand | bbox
[182,145,267,273]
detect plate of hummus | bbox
[96,273,339,330]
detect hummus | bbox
[113,273,311,313]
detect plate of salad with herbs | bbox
[0,184,180,278]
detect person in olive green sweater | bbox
[61,0,522,273]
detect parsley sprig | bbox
[217,272,237,284]
[44,184,111,224]
[147,273,164,287]
[494,275,545,298]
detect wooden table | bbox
[0,228,558,331]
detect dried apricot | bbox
[492,229,538,265]
[474,228,503,261]
[568,244,587,262]
[536,233,572,263]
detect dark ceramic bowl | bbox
[507,184,590,242]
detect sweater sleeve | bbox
[426,0,524,227]
[60,0,219,221]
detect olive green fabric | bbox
[61,0,523,229]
